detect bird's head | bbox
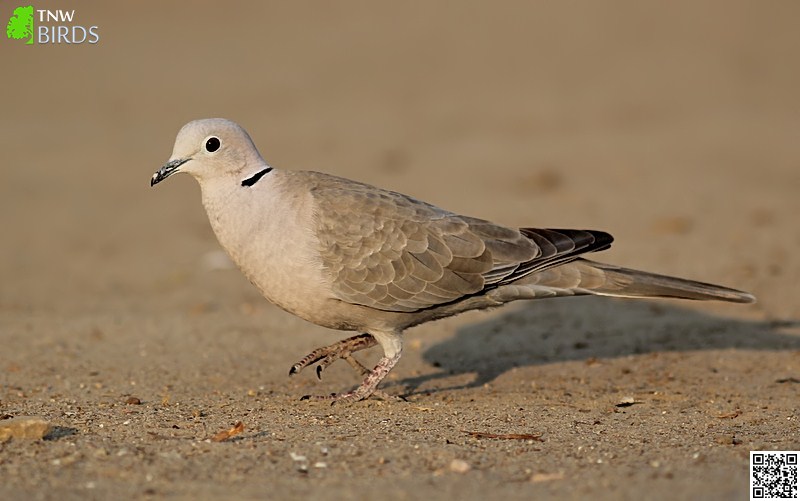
[151,118,265,186]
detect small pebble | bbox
[449,459,471,473]
[0,416,51,442]
[530,472,565,483]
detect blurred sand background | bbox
[1,1,798,499]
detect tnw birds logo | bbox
[5,4,100,45]
[6,5,34,45]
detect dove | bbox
[151,118,755,403]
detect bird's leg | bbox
[289,333,377,379]
[298,331,404,403]
[301,350,403,404]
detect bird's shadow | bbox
[398,297,799,395]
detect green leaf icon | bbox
[7,5,34,45]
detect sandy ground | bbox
[2,2,799,499]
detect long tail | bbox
[512,258,755,303]
[574,259,755,303]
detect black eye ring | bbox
[205,136,221,153]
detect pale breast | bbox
[199,172,341,327]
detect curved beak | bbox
[151,158,190,186]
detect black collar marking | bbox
[241,167,273,187]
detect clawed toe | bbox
[291,333,402,404]
[314,354,370,380]
[296,352,403,404]
[289,333,377,379]
[299,391,360,404]
[299,389,398,405]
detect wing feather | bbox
[309,172,612,312]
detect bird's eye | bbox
[205,136,221,152]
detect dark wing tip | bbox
[519,228,614,255]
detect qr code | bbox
[751,451,799,500]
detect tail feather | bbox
[573,259,756,304]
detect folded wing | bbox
[311,173,612,312]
